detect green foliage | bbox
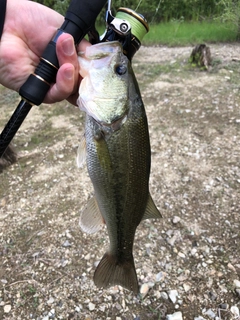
[217,0,240,39]
[33,0,70,14]
[34,0,56,8]
[23,0,239,48]
[32,0,239,40]
[53,0,70,15]
[113,0,225,22]
[143,20,237,46]
[32,0,226,22]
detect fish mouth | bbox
[82,41,124,59]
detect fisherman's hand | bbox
[0,0,90,105]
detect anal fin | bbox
[142,194,162,220]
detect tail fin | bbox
[0,144,17,173]
[94,253,139,294]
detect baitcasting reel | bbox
[101,4,149,61]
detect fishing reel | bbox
[101,7,149,61]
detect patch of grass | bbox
[143,21,238,46]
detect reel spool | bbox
[102,7,149,60]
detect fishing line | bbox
[135,0,143,12]
[150,0,163,24]
[134,0,163,25]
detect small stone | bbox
[230,306,239,317]
[168,289,178,303]
[167,236,177,246]
[75,306,81,312]
[155,271,164,282]
[209,291,217,301]
[85,253,91,260]
[183,283,191,292]
[116,317,122,320]
[1,279,8,284]
[115,302,121,310]
[203,309,216,318]
[166,311,183,320]
[161,291,168,300]
[206,259,213,264]
[236,289,240,297]
[99,305,106,312]
[219,303,228,310]
[109,286,119,294]
[228,263,236,272]
[233,279,240,288]
[194,317,206,320]
[191,248,198,256]
[47,297,55,305]
[48,309,55,318]
[172,216,181,224]
[0,198,6,207]
[3,304,11,313]
[62,240,71,247]
[178,252,185,259]
[140,283,150,298]
[88,302,95,311]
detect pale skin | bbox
[0,0,91,105]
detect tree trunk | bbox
[190,44,212,70]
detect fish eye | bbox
[115,64,127,76]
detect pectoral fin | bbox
[76,134,87,168]
[79,196,105,234]
[142,194,162,220]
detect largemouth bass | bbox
[77,41,161,294]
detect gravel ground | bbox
[0,43,240,320]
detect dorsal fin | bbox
[79,196,105,234]
[142,194,162,220]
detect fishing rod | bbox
[0,0,106,158]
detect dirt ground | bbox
[0,43,240,320]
